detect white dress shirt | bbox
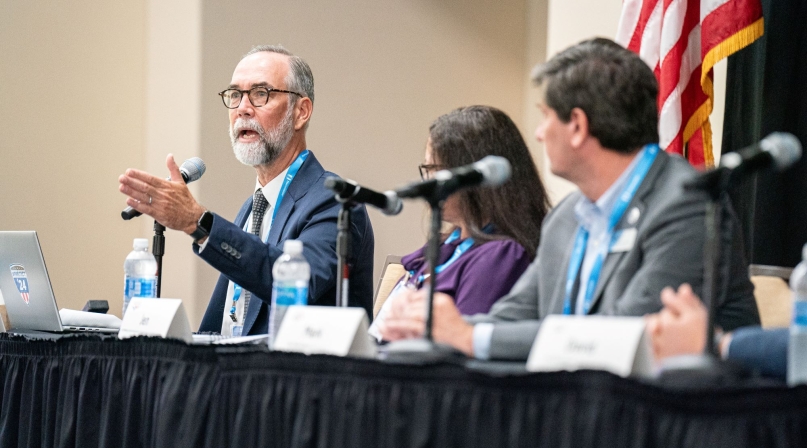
[203,167,289,336]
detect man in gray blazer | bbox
[379,37,760,360]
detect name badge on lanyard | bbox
[562,144,658,315]
[230,149,310,329]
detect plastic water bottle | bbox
[268,240,310,349]
[788,243,807,386]
[123,238,158,316]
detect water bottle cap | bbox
[133,238,149,250]
[283,239,303,254]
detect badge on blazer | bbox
[626,207,641,225]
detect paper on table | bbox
[59,309,122,329]
[214,334,269,345]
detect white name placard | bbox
[526,315,653,378]
[273,305,376,358]
[118,298,192,343]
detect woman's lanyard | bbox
[411,228,475,286]
[407,223,494,287]
[230,150,310,323]
[561,144,659,315]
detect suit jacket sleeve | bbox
[194,199,346,306]
[727,326,788,380]
[465,254,543,361]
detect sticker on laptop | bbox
[9,264,30,305]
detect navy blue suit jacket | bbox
[196,151,375,335]
[727,326,788,380]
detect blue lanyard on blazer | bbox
[561,144,659,315]
[231,149,310,321]
[410,224,494,287]
[411,228,475,286]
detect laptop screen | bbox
[0,231,65,332]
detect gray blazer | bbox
[469,150,760,360]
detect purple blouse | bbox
[400,238,532,315]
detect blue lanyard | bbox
[419,229,473,281]
[412,226,487,286]
[561,144,659,315]
[230,149,309,322]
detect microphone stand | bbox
[152,220,165,298]
[656,168,749,386]
[381,185,464,364]
[334,201,353,307]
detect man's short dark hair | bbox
[531,37,659,153]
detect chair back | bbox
[749,264,794,328]
[373,255,405,319]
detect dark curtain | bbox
[723,0,807,268]
[3,336,807,448]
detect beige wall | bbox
[144,0,205,322]
[0,1,147,315]
[0,0,547,327]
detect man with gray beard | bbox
[118,45,375,336]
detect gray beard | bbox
[230,106,295,166]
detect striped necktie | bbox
[242,188,269,322]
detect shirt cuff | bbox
[472,322,495,360]
[721,333,733,360]
[197,236,210,253]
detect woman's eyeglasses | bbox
[418,164,442,180]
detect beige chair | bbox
[373,255,405,319]
[0,304,8,332]
[749,264,794,328]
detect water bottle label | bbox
[793,298,807,327]
[124,276,157,300]
[272,284,308,306]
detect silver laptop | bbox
[0,231,118,334]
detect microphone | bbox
[395,155,512,200]
[686,133,802,193]
[719,132,802,172]
[324,177,403,216]
[121,157,207,220]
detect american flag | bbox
[616,0,764,167]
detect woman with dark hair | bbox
[371,106,550,337]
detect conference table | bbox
[0,334,805,448]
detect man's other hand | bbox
[118,154,205,234]
[378,289,475,356]
[645,283,708,361]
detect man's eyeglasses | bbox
[418,164,442,180]
[218,86,303,109]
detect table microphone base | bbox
[379,338,466,365]
[655,354,751,388]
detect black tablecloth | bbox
[0,334,806,448]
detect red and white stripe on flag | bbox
[616,0,763,168]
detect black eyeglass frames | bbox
[218,86,303,109]
[418,164,443,180]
